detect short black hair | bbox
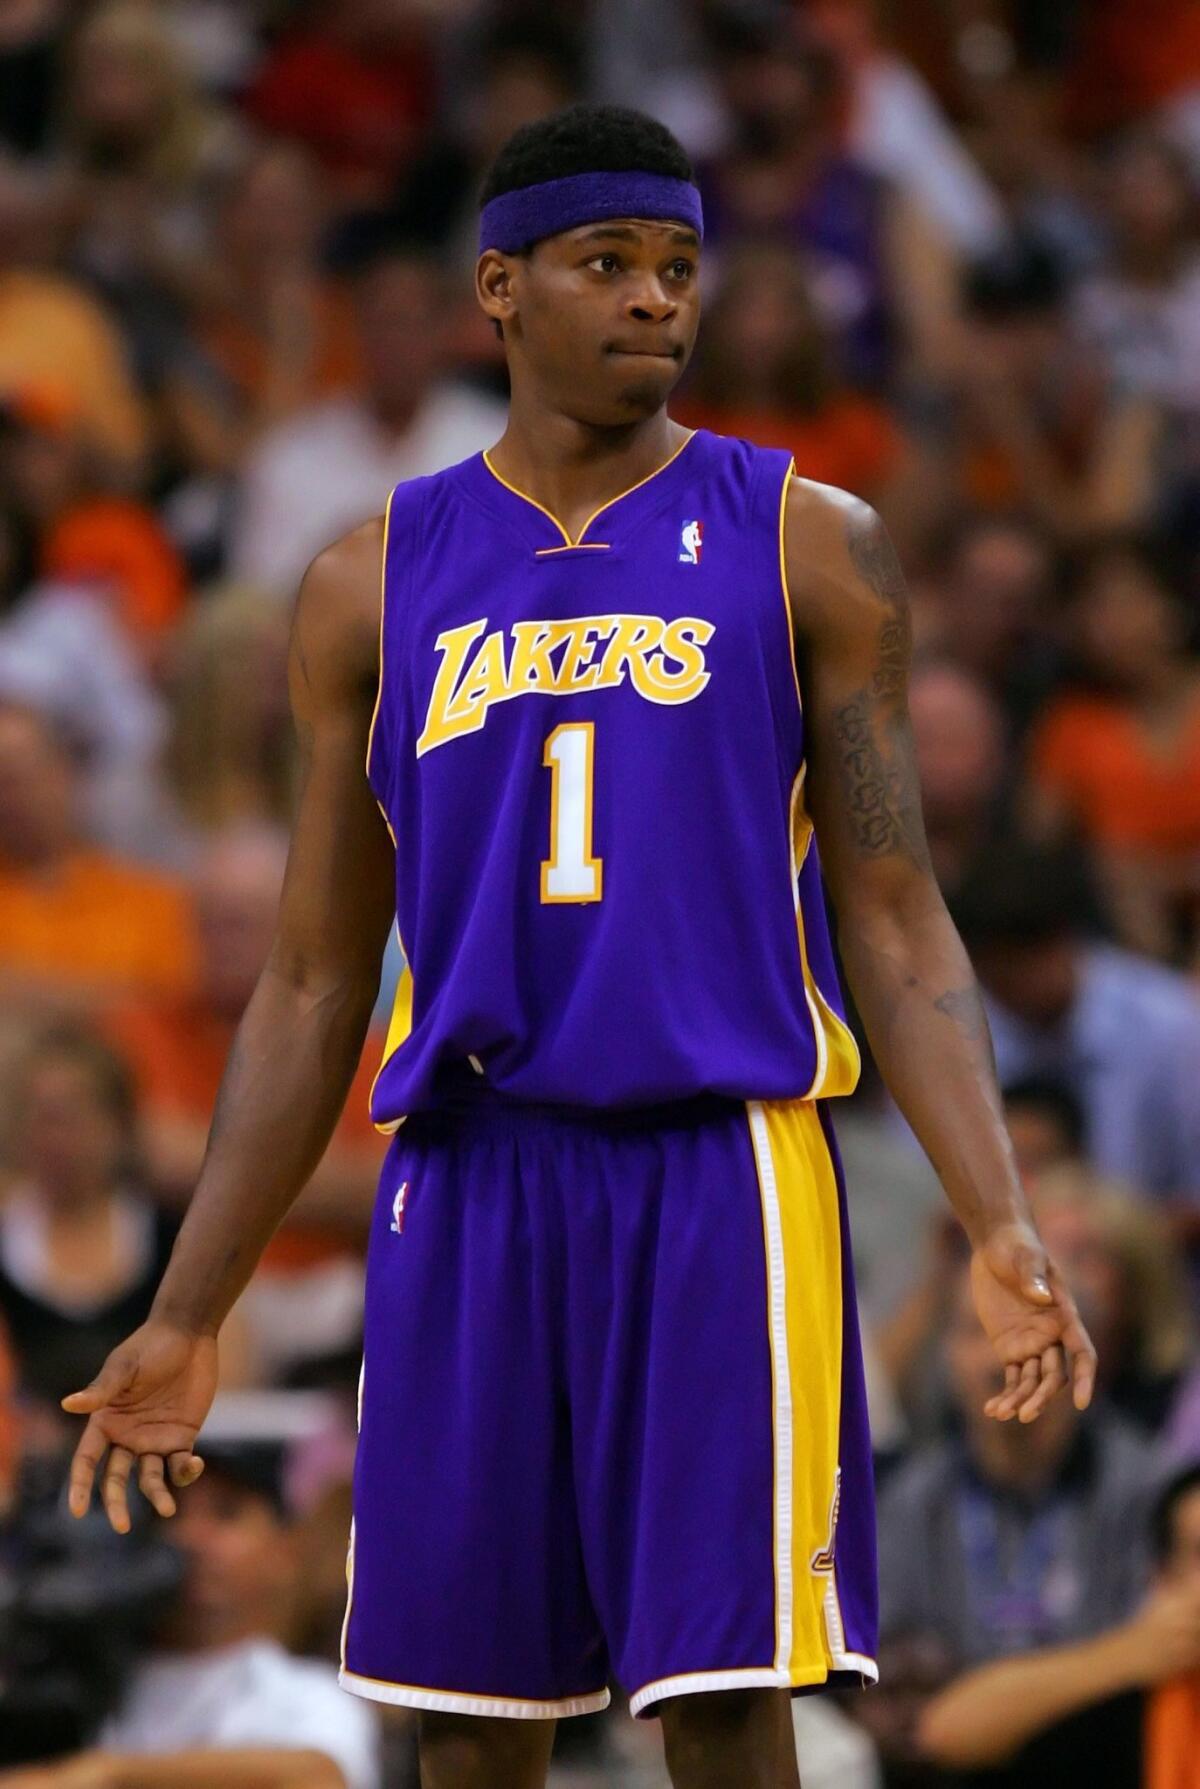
[1002,1075,1087,1155]
[199,1439,289,1520]
[1151,1462,1200,1567]
[949,833,1098,949]
[480,103,694,213]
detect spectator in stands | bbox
[873,1257,1160,1787]
[104,825,385,1379]
[0,383,186,655]
[0,702,195,1015]
[388,15,583,278]
[163,587,293,847]
[1027,539,1200,963]
[0,1027,176,1420]
[952,834,1200,1205]
[676,240,923,544]
[1032,1165,1195,1433]
[245,0,436,207]
[3,1434,381,1788]
[955,240,1162,541]
[1003,1076,1087,1183]
[60,0,237,226]
[926,513,1060,742]
[907,660,1007,899]
[229,242,505,597]
[0,155,147,475]
[1071,132,1200,414]
[0,565,169,865]
[917,1461,1200,1784]
[49,4,247,506]
[171,142,361,478]
[807,0,1007,259]
[699,15,960,391]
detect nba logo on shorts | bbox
[678,519,704,565]
[391,1182,409,1234]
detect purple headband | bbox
[478,171,703,256]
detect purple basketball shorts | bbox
[338,1094,878,1720]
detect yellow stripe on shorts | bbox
[746,1097,845,1684]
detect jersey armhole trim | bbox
[364,484,396,785]
[777,458,803,717]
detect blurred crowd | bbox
[1,1,1200,1786]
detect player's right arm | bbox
[63,520,395,1533]
[787,477,1097,1422]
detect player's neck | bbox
[488,401,689,542]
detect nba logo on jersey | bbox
[678,519,704,564]
[391,1182,409,1234]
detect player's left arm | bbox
[786,477,1096,1422]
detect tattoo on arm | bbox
[832,691,930,865]
[934,986,998,1072]
[828,503,930,862]
[847,509,912,700]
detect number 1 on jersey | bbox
[541,722,603,903]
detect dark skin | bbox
[63,217,1096,1789]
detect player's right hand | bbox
[61,1320,219,1533]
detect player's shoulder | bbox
[784,472,878,551]
[293,518,386,684]
[784,471,896,599]
[304,515,386,587]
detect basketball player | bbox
[64,107,1097,1788]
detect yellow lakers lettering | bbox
[416,613,715,755]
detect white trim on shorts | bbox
[630,1665,803,1718]
[338,1668,611,1721]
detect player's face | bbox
[481,218,701,425]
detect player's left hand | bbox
[969,1221,1097,1422]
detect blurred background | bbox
[1,2,1199,1786]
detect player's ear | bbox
[476,249,518,333]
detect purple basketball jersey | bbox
[365,426,861,1124]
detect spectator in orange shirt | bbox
[1027,540,1200,962]
[958,243,1161,544]
[0,155,147,478]
[675,240,923,545]
[0,382,186,653]
[104,824,386,1379]
[0,701,195,1017]
[170,142,362,480]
